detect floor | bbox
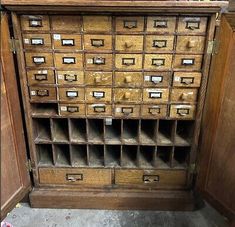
[4,202,229,227]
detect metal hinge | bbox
[9,37,19,54]
[189,163,197,174]
[207,40,219,55]
[26,159,32,172]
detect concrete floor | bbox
[4,203,228,227]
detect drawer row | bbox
[25,53,204,71]
[23,34,206,54]
[21,15,207,35]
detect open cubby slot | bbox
[105,119,121,144]
[139,146,156,168]
[105,145,121,167]
[122,120,139,144]
[156,146,172,169]
[70,119,87,143]
[89,145,104,167]
[54,144,71,166]
[157,120,174,145]
[36,144,53,166]
[140,120,157,145]
[71,145,88,167]
[31,103,57,116]
[52,118,69,142]
[88,119,104,143]
[33,118,51,142]
[122,145,138,168]
[173,146,190,168]
[175,121,194,146]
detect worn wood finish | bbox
[143,88,169,103]
[114,104,140,117]
[85,72,112,86]
[59,103,86,116]
[20,15,50,31]
[114,72,143,87]
[27,69,55,85]
[172,72,202,88]
[115,35,144,52]
[143,72,171,87]
[53,34,82,50]
[114,88,141,103]
[51,15,82,31]
[84,35,112,51]
[86,87,112,103]
[25,52,53,68]
[29,86,57,101]
[57,71,84,85]
[85,53,112,70]
[54,53,83,70]
[83,15,112,32]
[144,54,172,70]
[169,104,196,119]
[115,54,143,70]
[171,88,198,103]
[145,35,174,52]
[141,104,167,118]
[87,104,112,116]
[22,34,52,49]
[58,87,85,102]
[147,16,176,33]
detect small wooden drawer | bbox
[83,16,112,32]
[54,53,83,70]
[173,54,203,70]
[84,35,112,51]
[57,71,84,85]
[51,15,82,31]
[146,16,177,33]
[115,16,144,32]
[141,104,168,118]
[59,103,86,116]
[143,88,169,103]
[144,54,173,70]
[114,104,140,118]
[29,86,57,101]
[53,34,82,50]
[87,104,112,116]
[27,69,55,85]
[114,72,143,87]
[170,104,196,119]
[176,36,206,53]
[143,72,171,87]
[145,35,174,52]
[86,88,112,103]
[171,88,198,102]
[173,72,202,87]
[58,87,85,102]
[22,34,51,49]
[20,15,50,31]
[25,52,53,68]
[178,17,208,34]
[39,168,112,185]
[115,169,187,188]
[115,35,144,52]
[115,54,143,70]
[85,54,112,70]
[85,72,112,86]
[114,88,141,103]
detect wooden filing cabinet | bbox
[1,0,235,220]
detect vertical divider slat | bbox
[120,119,124,144]
[154,145,158,168]
[86,118,90,166]
[69,144,73,167]
[50,118,54,142]
[138,119,141,145]
[52,143,57,166]
[170,146,175,168]
[172,120,177,146]
[68,118,72,143]
[120,145,123,167]
[87,144,90,167]
[154,119,159,145]
[137,145,141,168]
[104,144,107,167]
[103,118,106,144]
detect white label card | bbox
[24,39,30,44]
[151,76,163,83]
[93,91,104,98]
[53,34,61,40]
[150,92,162,98]
[33,57,45,63]
[67,91,78,97]
[62,39,74,45]
[31,91,36,96]
[60,106,67,111]
[31,38,43,45]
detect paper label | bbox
[150,92,161,98]
[63,58,75,64]
[31,38,43,45]
[62,39,74,45]
[93,91,104,98]
[174,76,180,82]
[58,75,63,79]
[60,106,67,111]
[33,57,45,63]
[31,91,36,96]
[67,91,78,97]
[116,107,121,113]
[53,34,61,40]
[87,59,93,64]
[24,39,30,44]
[151,76,162,83]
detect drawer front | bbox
[21,15,50,31]
[173,72,202,87]
[114,72,143,87]
[115,35,144,52]
[171,88,198,102]
[114,88,141,103]
[23,34,51,49]
[83,16,112,32]
[84,35,112,51]
[115,54,143,70]
[147,16,176,33]
[86,88,112,103]
[145,35,174,52]
[27,69,55,85]
[85,54,112,70]
[176,36,206,53]
[57,71,84,85]
[173,54,203,70]
[115,16,144,32]
[58,88,85,102]
[141,104,168,118]
[114,105,140,118]
[178,17,208,34]
[170,104,196,119]
[39,168,112,185]
[115,169,187,188]
[51,15,82,31]
[143,88,169,103]
[143,72,171,87]
[54,53,83,70]
[144,54,172,70]
[25,53,53,68]
[59,103,86,116]
[87,104,112,116]
[29,86,57,101]
[85,72,112,86]
[53,34,82,50]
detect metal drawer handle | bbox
[66,91,78,98]
[152,40,167,48]
[36,89,49,96]
[181,59,195,66]
[152,59,165,66]
[149,107,161,115]
[34,74,47,81]
[93,91,105,99]
[186,21,200,30]
[177,108,190,116]
[94,106,106,113]
[62,39,74,46]
[33,56,45,64]
[149,92,162,99]
[122,58,135,66]
[91,39,104,47]
[153,20,168,28]
[29,18,42,27]
[63,57,75,64]
[31,38,44,45]
[64,74,77,82]
[122,107,133,114]
[143,175,160,183]
[150,76,163,84]
[181,77,194,85]
[67,106,79,113]
[93,57,105,65]
[123,20,137,29]
[66,174,83,182]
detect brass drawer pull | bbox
[149,107,161,115]
[181,77,194,85]
[152,59,165,66]
[67,106,79,113]
[143,175,160,183]
[94,106,106,113]
[29,18,42,27]
[93,91,105,99]
[153,20,168,28]
[122,58,135,66]
[66,91,78,98]
[91,39,104,47]
[36,89,49,96]
[64,74,77,82]
[66,174,83,182]
[152,40,167,48]
[149,92,162,99]
[123,20,137,29]
[31,38,44,45]
[150,75,163,84]
[177,108,190,116]
[122,107,133,114]
[32,56,45,64]
[93,57,105,65]
[62,57,75,64]
[181,59,195,66]
[34,74,47,81]
[61,39,75,46]
[186,21,200,30]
